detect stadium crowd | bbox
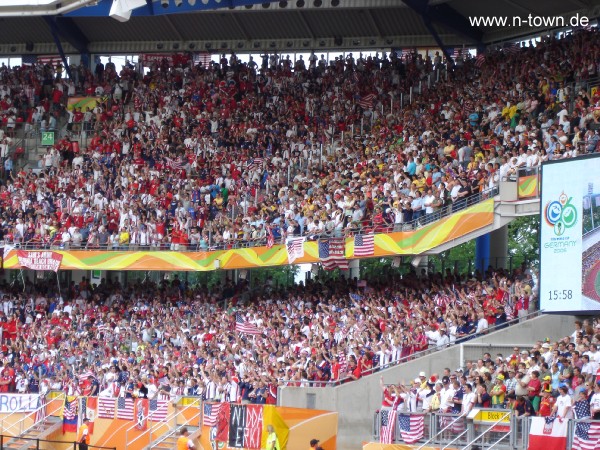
[380,318,600,422]
[0,29,598,250]
[0,264,535,402]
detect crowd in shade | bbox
[381,318,600,422]
[0,263,536,400]
[0,30,597,250]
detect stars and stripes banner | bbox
[398,414,424,444]
[528,416,568,450]
[193,52,212,68]
[37,55,63,67]
[266,226,274,248]
[504,43,520,55]
[203,402,222,427]
[353,234,374,257]
[165,157,185,171]
[117,397,134,421]
[134,398,149,431]
[286,237,305,263]
[573,399,600,450]
[97,397,116,419]
[247,158,264,171]
[62,396,78,434]
[149,399,168,422]
[318,238,348,270]
[79,397,97,434]
[235,313,261,335]
[380,407,397,444]
[475,54,486,67]
[358,93,376,110]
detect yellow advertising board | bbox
[3,199,494,271]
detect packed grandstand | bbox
[0,14,597,450]
[0,265,535,400]
[0,29,597,250]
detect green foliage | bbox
[250,265,299,289]
[508,216,540,265]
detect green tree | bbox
[507,216,539,264]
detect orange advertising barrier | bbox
[517,174,540,199]
[2,200,494,272]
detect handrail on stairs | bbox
[125,397,202,448]
[461,411,512,450]
[0,392,65,439]
[148,399,203,449]
[415,413,467,450]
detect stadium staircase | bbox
[124,398,203,450]
[1,416,62,450]
[142,425,200,450]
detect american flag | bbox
[380,408,397,443]
[149,399,168,422]
[398,414,424,444]
[117,397,134,420]
[504,294,515,321]
[247,158,264,171]
[165,157,185,171]
[475,54,485,67]
[193,52,212,69]
[235,313,261,335]
[63,398,77,419]
[37,55,63,67]
[266,225,274,248]
[573,400,600,450]
[451,48,462,59]
[504,43,520,55]
[358,93,376,110]
[34,395,47,424]
[203,402,222,426]
[318,238,348,270]
[78,371,96,381]
[98,398,116,419]
[337,351,348,376]
[286,237,305,263]
[434,294,451,308]
[353,234,374,257]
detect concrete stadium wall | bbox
[278,313,579,450]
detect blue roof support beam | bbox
[43,16,74,79]
[402,0,483,61]
[426,3,484,44]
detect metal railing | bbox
[143,398,202,449]
[0,434,115,450]
[461,410,511,450]
[1,185,499,253]
[278,310,541,389]
[0,393,65,438]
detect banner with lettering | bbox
[134,398,149,431]
[0,394,40,413]
[16,251,63,272]
[228,404,263,449]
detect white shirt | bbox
[555,394,573,419]
[476,318,489,334]
[590,392,600,415]
[462,392,476,415]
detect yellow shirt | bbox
[119,231,130,244]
